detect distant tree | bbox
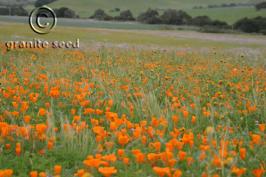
[193,6,204,9]
[115,8,120,12]
[137,9,161,24]
[255,2,266,10]
[54,7,77,18]
[0,7,9,15]
[35,0,57,7]
[189,16,213,26]
[229,3,237,7]
[0,0,34,15]
[114,10,135,21]
[0,0,35,7]
[234,17,261,33]
[208,5,219,8]
[0,6,28,16]
[90,9,113,21]
[211,20,229,28]
[11,6,28,16]
[188,15,229,30]
[252,16,266,34]
[160,9,191,25]
[109,8,120,13]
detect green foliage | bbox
[160,9,191,25]
[255,1,266,11]
[0,7,28,16]
[114,10,135,21]
[35,0,57,7]
[234,16,266,34]
[90,9,113,21]
[54,7,78,18]
[137,9,161,24]
[189,16,230,31]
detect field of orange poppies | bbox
[0,38,265,177]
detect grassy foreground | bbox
[0,23,265,177]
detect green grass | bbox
[49,0,251,16]
[0,16,200,31]
[1,23,265,50]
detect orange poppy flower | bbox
[178,151,186,161]
[153,167,171,177]
[29,171,38,177]
[38,108,46,116]
[102,154,117,162]
[117,149,124,157]
[123,157,130,165]
[173,169,182,177]
[134,152,145,163]
[258,124,265,132]
[15,143,21,156]
[54,165,62,175]
[182,110,189,118]
[0,169,13,177]
[98,167,117,177]
[39,172,46,177]
[23,115,31,124]
[50,87,60,98]
[73,115,81,122]
[251,134,261,145]
[191,116,196,124]
[252,168,265,177]
[239,148,246,160]
[5,144,11,150]
[118,134,129,146]
[83,158,106,168]
[231,166,246,177]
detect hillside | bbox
[44,0,266,23]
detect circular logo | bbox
[29,6,57,34]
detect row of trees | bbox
[193,1,266,11]
[90,9,135,21]
[90,8,230,28]
[89,8,266,34]
[207,3,253,9]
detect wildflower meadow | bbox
[0,42,265,177]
